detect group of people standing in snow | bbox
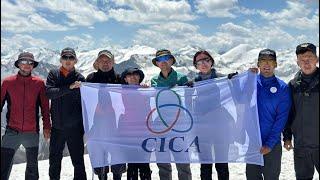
[1,42,319,180]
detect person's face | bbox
[156,58,173,71]
[297,51,318,75]
[18,60,34,74]
[60,55,77,71]
[195,53,213,74]
[124,73,140,85]
[97,55,114,72]
[258,58,277,78]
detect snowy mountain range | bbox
[1,44,318,164]
[2,44,313,83]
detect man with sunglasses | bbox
[151,49,192,180]
[283,43,319,180]
[46,47,87,180]
[246,49,292,180]
[1,52,51,180]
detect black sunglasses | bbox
[62,55,76,61]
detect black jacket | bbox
[46,69,85,131]
[283,68,319,149]
[85,68,121,84]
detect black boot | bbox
[140,171,152,180]
[201,163,213,180]
[127,169,138,180]
[113,173,122,180]
[216,163,229,180]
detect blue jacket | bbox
[257,74,291,149]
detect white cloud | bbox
[108,0,195,24]
[211,23,298,51]
[218,23,251,36]
[258,1,319,30]
[234,6,258,15]
[1,0,69,33]
[1,34,48,55]
[133,22,209,50]
[195,0,238,18]
[57,35,121,51]
[37,0,108,26]
[133,21,305,52]
[1,0,108,33]
[59,34,95,50]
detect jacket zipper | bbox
[22,78,25,131]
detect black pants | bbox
[93,164,126,180]
[127,163,151,180]
[294,148,319,180]
[1,129,39,180]
[49,128,87,180]
[200,163,229,180]
[246,143,282,180]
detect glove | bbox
[227,72,238,79]
[184,81,194,87]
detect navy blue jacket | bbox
[257,74,291,149]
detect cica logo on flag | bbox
[146,88,194,134]
[80,71,263,168]
[143,88,198,154]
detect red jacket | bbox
[1,73,51,132]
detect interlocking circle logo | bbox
[146,89,194,134]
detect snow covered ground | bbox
[10,147,319,180]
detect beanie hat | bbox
[14,52,39,68]
[152,49,176,66]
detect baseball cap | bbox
[93,50,114,70]
[296,43,317,55]
[258,49,277,61]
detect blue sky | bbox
[1,0,319,54]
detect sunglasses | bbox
[156,55,172,62]
[19,60,34,65]
[62,55,76,61]
[196,58,211,65]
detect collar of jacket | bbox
[96,68,117,78]
[257,74,278,87]
[293,68,319,90]
[17,71,32,78]
[60,66,75,77]
[159,68,173,79]
[97,68,115,75]
[195,68,218,82]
